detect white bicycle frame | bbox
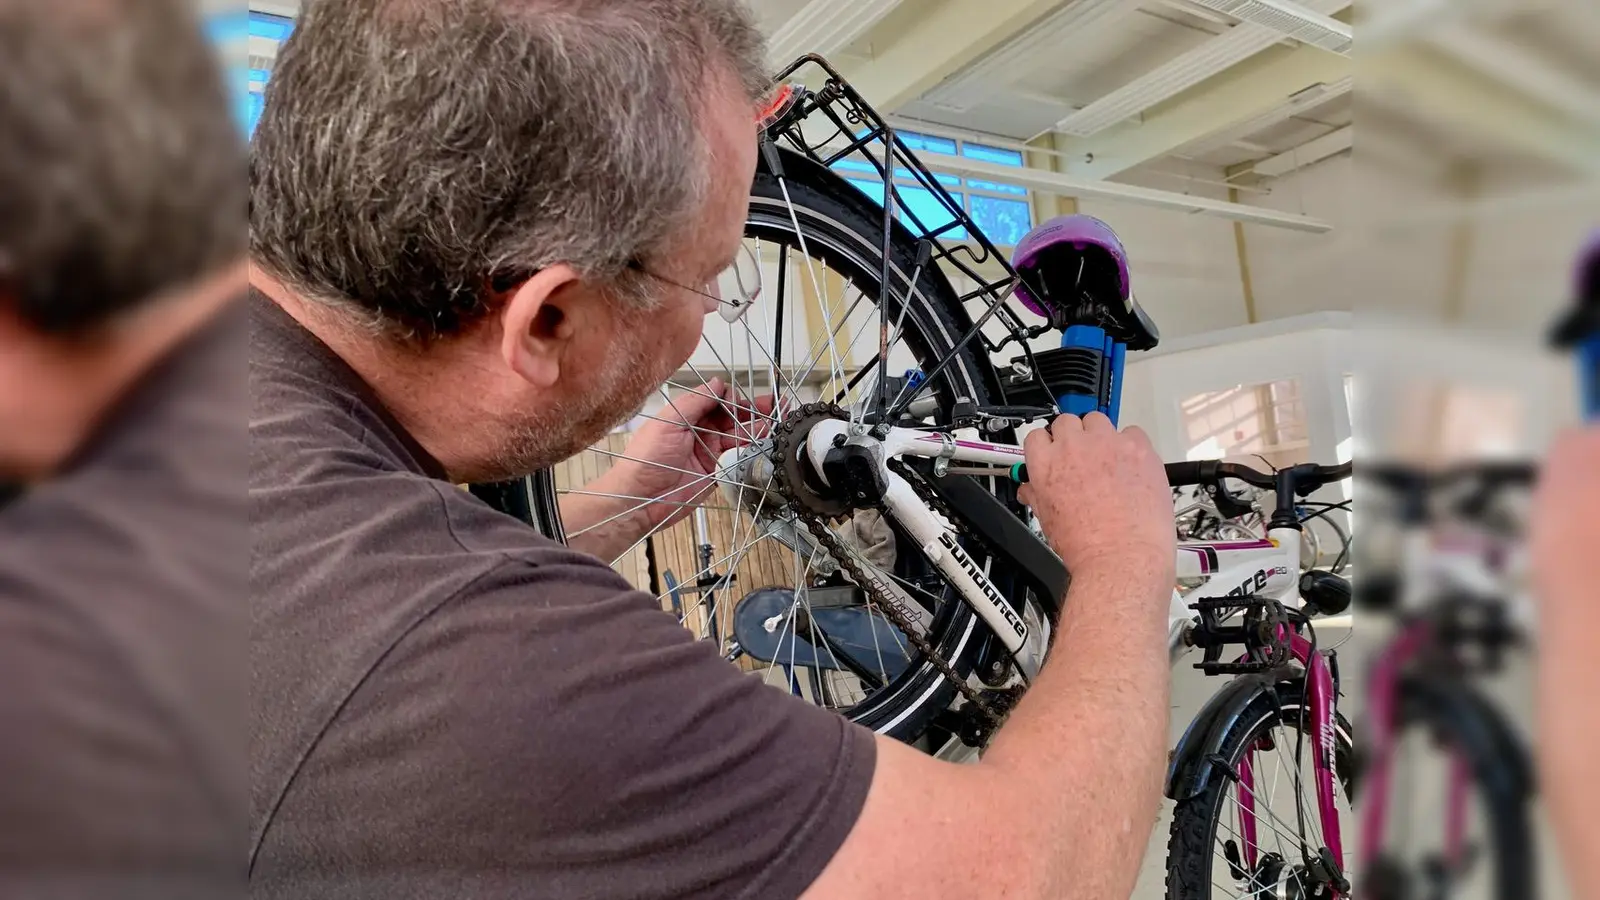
[803,420,1305,678]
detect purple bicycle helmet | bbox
[1552,228,1600,347]
[1011,214,1159,350]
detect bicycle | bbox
[473,55,1357,898]
[1361,463,1540,900]
[1174,474,1352,575]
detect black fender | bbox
[755,143,890,231]
[1399,673,1535,798]
[1165,672,1286,802]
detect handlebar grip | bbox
[1165,460,1215,487]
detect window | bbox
[241,11,296,137]
[962,142,1025,167]
[248,11,295,41]
[1181,380,1310,469]
[832,128,1034,248]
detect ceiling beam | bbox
[1424,24,1600,126]
[921,0,1145,113]
[1059,44,1351,179]
[766,0,904,70]
[1052,0,1348,136]
[1184,0,1352,53]
[818,137,1330,231]
[1251,124,1351,177]
[1363,47,1600,175]
[1175,77,1350,157]
[839,0,1066,113]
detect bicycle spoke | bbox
[585,446,739,482]
[566,463,734,541]
[559,488,737,513]
[1224,763,1326,857]
[791,288,867,394]
[693,340,765,428]
[1270,727,1329,853]
[663,377,771,424]
[630,410,760,443]
[596,458,753,569]
[657,387,731,464]
[773,178,846,401]
[1221,788,1308,855]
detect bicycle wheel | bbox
[1364,676,1535,900]
[523,162,1034,745]
[1166,680,1356,900]
[1303,513,1350,575]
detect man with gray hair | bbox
[251,0,1176,897]
[0,0,243,893]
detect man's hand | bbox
[1018,413,1174,585]
[562,379,774,560]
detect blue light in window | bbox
[967,179,1028,196]
[896,186,967,239]
[244,91,265,138]
[844,180,969,240]
[963,142,1025,167]
[845,177,884,198]
[897,130,957,155]
[837,158,962,192]
[248,68,272,84]
[970,195,1032,246]
[248,11,295,42]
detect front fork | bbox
[1193,598,1347,896]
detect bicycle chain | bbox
[769,402,1003,726]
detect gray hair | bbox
[0,0,244,335]
[249,0,769,342]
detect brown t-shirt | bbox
[248,291,875,899]
[0,304,244,898]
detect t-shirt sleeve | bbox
[285,546,877,900]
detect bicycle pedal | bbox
[1189,596,1281,613]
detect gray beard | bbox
[484,323,667,480]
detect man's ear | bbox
[499,265,583,388]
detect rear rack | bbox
[762,55,1058,423]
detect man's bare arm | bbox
[1532,429,1600,900]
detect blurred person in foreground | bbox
[249,1,1176,898]
[1534,230,1600,900]
[0,0,244,893]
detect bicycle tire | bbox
[1363,676,1536,900]
[1166,680,1356,900]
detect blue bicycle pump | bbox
[1053,324,1127,427]
[1581,335,1599,423]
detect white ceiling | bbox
[750,0,1599,204]
[247,0,1598,225]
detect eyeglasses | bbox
[627,241,763,324]
[487,242,764,324]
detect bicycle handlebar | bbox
[1165,459,1352,494]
